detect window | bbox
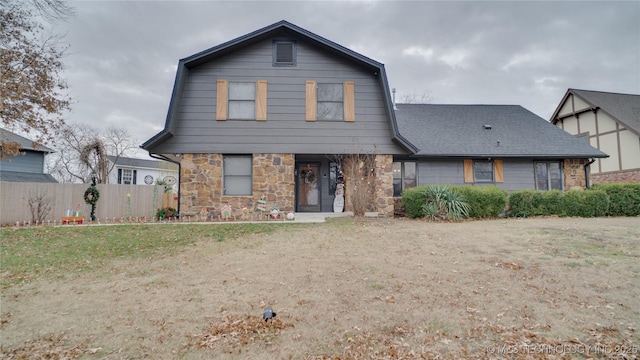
[317,83,344,120]
[273,40,296,66]
[535,161,562,190]
[216,80,267,121]
[228,82,255,119]
[393,161,416,196]
[223,155,252,195]
[463,159,504,183]
[117,169,137,185]
[305,81,355,122]
[473,160,494,182]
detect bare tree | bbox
[399,91,433,104]
[0,0,74,158]
[25,189,54,223]
[48,125,139,183]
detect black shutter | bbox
[117,169,122,184]
[133,170,137,184]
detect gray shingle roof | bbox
[0,128,54,153]
[0,171,58,183]
[395,104,607,158]
[106,155,177,170]
[568,89,640,135]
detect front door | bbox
[296,163,321,212]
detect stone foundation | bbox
[591,169,640,184]
[180,153,294,217]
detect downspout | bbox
[149,153,182,216]
[584,158,596,189]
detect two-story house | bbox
[551,89,640,184]
[0,128,58,183]
[142,21,606,217]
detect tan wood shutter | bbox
[216,79,228,120]
[463,159,474,183]
[305,80,316,121]
[344,81,355,122]
[256,80,267,121]
[494,159,504,183]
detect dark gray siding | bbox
[153,37,406,155]
[416,158,536,191]
[0,150,45,174]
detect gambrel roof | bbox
[551,89,640,136]
[395,104,608,158]
[142,20,416,153]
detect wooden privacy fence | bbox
[0,182,178,225]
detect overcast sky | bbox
[56,0,640,158]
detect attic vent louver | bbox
[483,124,492,130]
[273,40,296,66]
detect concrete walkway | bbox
[290,211,354,223]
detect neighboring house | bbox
[551,89,640,183]
[142,21,606,217]
[106,155,178,189]
[0,128,58,183]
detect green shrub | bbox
[560,190,609,217]
[455,186,508,218]
[591,183,640,216]
[401,185,430,218]
[509,189,610,218]
[421,185,469,221]
[508,190,535,217]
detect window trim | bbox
[223,155,253,196]
[272,40,296,67]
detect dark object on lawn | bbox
[263,307,276,322]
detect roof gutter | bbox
[148,152,182,217]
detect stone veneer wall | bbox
[591,169,640,184]
[563,158,589,190]
[374,154,394,217]
[180,153,294,217]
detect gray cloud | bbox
[57,1,639,156]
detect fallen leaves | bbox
[192,314,294,350]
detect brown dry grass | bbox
[1,217,639,359]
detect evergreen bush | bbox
[591,183,640,216]
[456,186,508,218]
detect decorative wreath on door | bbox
[300,168,316,184]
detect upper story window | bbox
[228,82,256,120]
[305,80,355,122]
[216,80,267,121]
[317,83,344,120]
[273,40,296,66]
